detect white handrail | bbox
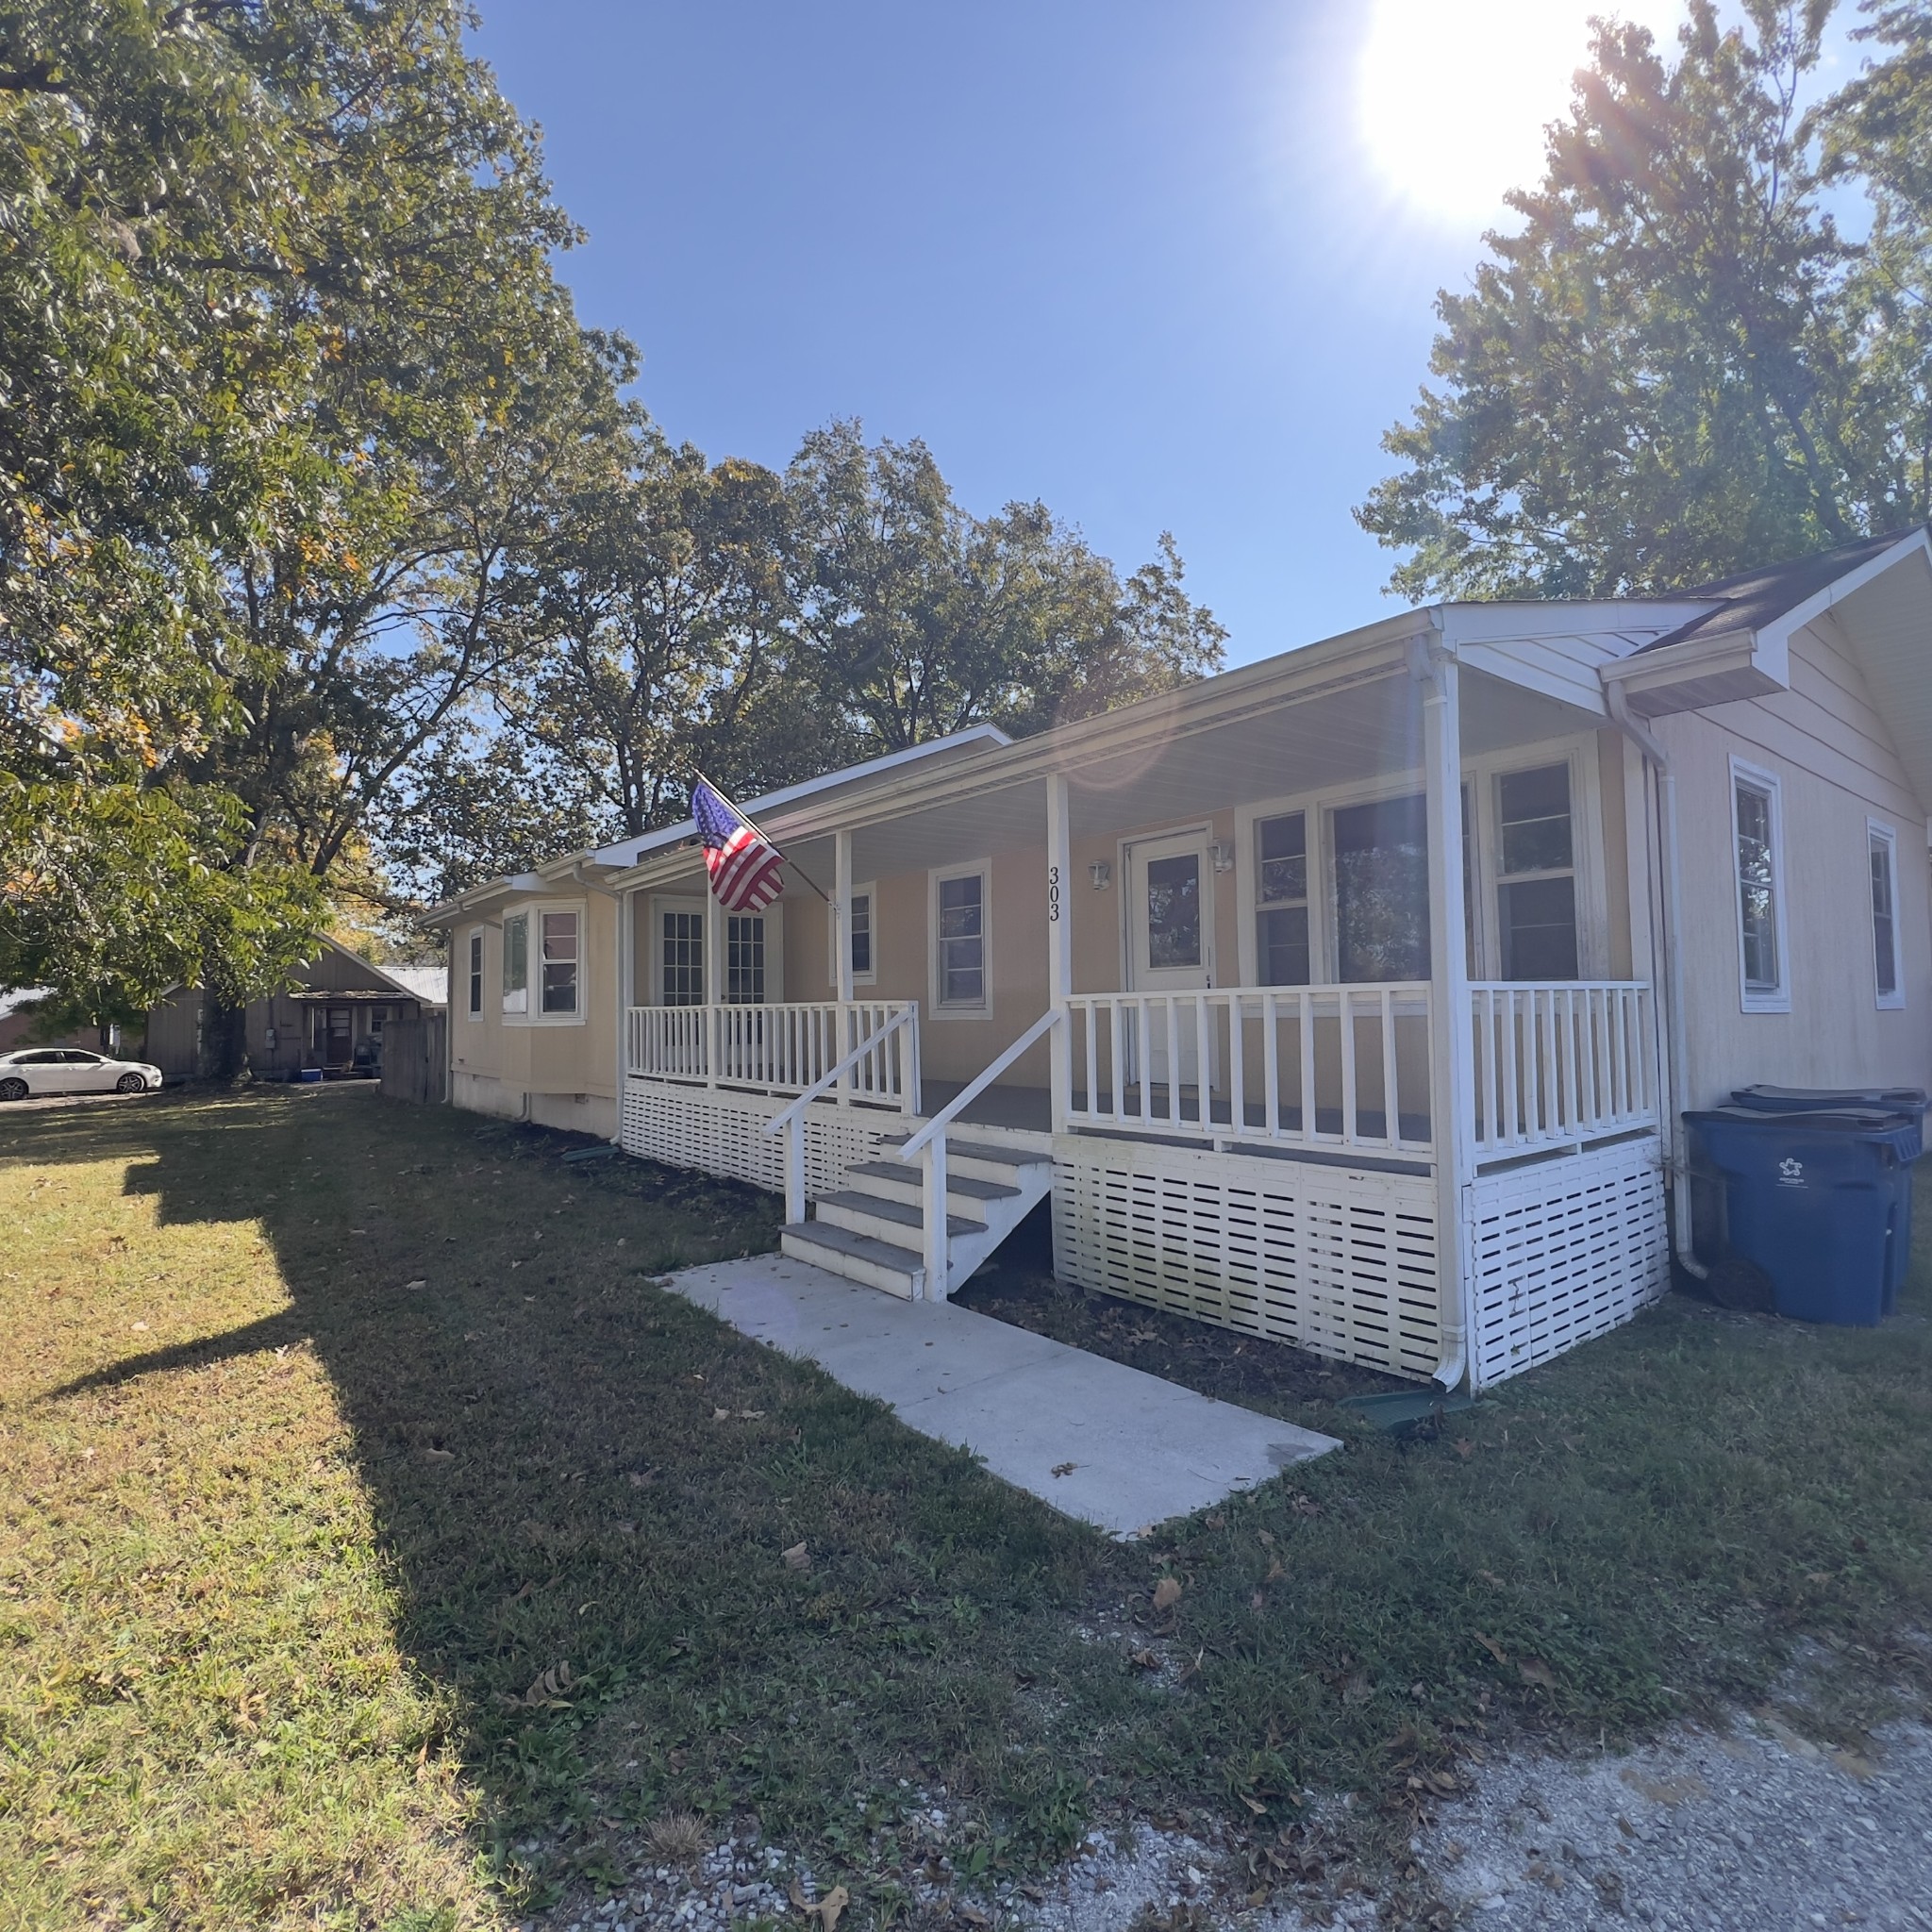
[760,1006,917,1224]
[895,1007,1061,1304]
[894,1008,1061,1161]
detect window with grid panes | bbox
[725,915,766,1003]
[540,910,579,1014]
[1254,811,1309,985]
[660,910,704,1006]
[1495,762,1578,980]
[936,872,985,1007]
[1734,774,1782,998]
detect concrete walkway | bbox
[663,1253,1339,1537]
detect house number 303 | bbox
[1047,863,1061,923]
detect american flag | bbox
[691,778,786,912]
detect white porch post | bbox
[1423,648,1475,1391]
[833,829,855,1089]
[616,886,634,1115]
[704,884,724,1089]
[1046,772,1073,1133]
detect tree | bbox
[1,1,633,1067]
[782,420,1225,749]
[1355,1,1932,602]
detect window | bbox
[541,910,579,1014]
[1332,793,1429,982]
[502,911,529,1014]
[1494,762,1579,980]
[1870,820,1904,1008]
[725,914,766,1004]
[1255,811,1309,986]
[830,886,876,987]
[467,930,484,1018]
[934,867,987,1009]
[1730,760,1789,1010]
[660,908,704,1006]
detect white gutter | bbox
[1605,682,1707,1279]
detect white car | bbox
[0,1047,163,1100]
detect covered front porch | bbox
[612,625,1673,1389]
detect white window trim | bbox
[1869,817,1905,1010]
[1728,757,1790,1015]
[465,927,486,1022]
[827,881,878,988]
[503,899,588,1026]
[929,859,991,1016]
[1233,735,1607,985]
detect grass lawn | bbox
[3,1087,1929,1930]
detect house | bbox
[0,990,119,1057]
[142,941,446,1082]
[425,529,1932,1392]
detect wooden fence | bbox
[380,1011,447,1104]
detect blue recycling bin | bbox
[1729,1086,1925,1310]
[1687,1106,1920,1325]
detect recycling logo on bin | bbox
[1778,1155,1806,1187]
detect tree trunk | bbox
[201,996,251,1085]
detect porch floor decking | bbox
[661,1252,1340,1537]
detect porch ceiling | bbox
[835,664,1602,875]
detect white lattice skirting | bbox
[1052,1139,1442,1380]
[1469,1136,1670,1388]
[620,1079,889,1197]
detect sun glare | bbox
[1358,0,1686,223]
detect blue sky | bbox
[466,2,1848,665]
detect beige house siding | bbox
[447,889,620,1136]
[1660,615,1932,1110]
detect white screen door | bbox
[1124,828,1214,1098]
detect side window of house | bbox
[1732,765,1786,1008]
[1495,762,1578,980]
[467,930,484,1017]
[936,871,986,1008]
[1255,811,1309,986]
[661,908,704,1006]
[502,911,529,1014]
[850,890,873,979]
[725,914,766,1004]
[1870,821,1903,1008]
[541,910,579,1015]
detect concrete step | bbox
[780,1222,924,1298]
[814,1190,978,1247]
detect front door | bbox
[1124,828,1214,1097]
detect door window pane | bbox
[1144,853,1202,969]
[1333,794,1429,982]
[660,910,704,1007]
[541,910,578,1014]
[726,915,766,1004]
[937,873,985,1006]
[1735,780,1780,993]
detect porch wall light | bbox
[1089,861,1112,890]
[1211,841,1237,873]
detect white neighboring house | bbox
[426,530,1932,1393]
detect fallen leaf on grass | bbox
[501,1580,535,1607]
[1287,1492,1323,1518]
[1129,1647,1163,1670]
[789,1879,850,1930]
[736,1408,766,1420]
[1452,1439,1475,1459]
[1266,1559,1285,1582]
[1517,1657,1557,1690]
[782,1541,810,1572]
[423,1447,454,1462]
[1051,1461,1077,1477]
[500,1661,574,1709]
[1478,1569,1507,1587]
[958,1907,991,1928]
[627,1469,658,1488]
[713,1407,731,1422]
[1152,1576,1183,1613]
[404,1278,426,1291]
[1473,1630,1509,1666]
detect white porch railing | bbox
[1060,979,1657,1163]
[626,1000,920,1111]
[1062,985,1435,1156]
[1469,981,1657,1158]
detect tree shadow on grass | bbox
[13,1087,1123,1910]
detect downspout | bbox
[1605,683,1707,1279]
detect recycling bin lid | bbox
[1691,1103,1914,1128]
[1730,1083,1926,1113]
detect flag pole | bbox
[691,771,834,906]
